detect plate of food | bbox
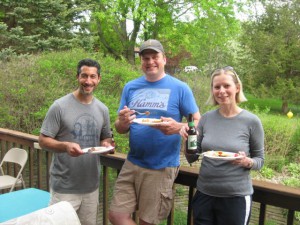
[200,150,243,161]
[82,146,114,154]
[133,118,165,126]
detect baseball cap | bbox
[139,39,164,55]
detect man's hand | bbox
[115,106,136,134]
[152,117,182,135]
[65,142,84,157]
[100,140,115,154]
[179,124,189,140]
[39,134,83,157]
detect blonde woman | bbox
[180,66,264,225]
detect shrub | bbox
[0,49,139,136]
[259,114,299,171]
[259,167,275,179]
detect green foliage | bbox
[259,167,274,179]
[0,0,94,57]
[91,0,242,65]
[242,95,300,175]
[258,113,299,164]
[0,49,137,136]
[282,163,300,188]
[158,209,187,225]
[264,221,279,225]
[175,186,187,196]
[174,71,212,115]
[239,1,300,112]
[290,125,300,157]
[286,163,300,178]
[283,177,300,188]
[241,94,300,115]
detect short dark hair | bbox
[77,59,101,76]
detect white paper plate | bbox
[200,150,243,161]
[133,118,166,126]
[82,146,114,154]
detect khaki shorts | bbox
[50,188,99,225]
[110,160,179,224]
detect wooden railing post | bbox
[287,210,295,225]
[258,203,266,225]
[102,165,109,225]
[187,186,194,225]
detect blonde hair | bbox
[206,67,247,105]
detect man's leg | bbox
[109,160,138,225]
[49,189,81,210]
[109,211,137,225]
[77,188,99,225]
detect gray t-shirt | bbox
[196,109,264,197]
[40,93,111,194]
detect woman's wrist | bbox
[246,158,254,169]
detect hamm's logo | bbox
[131,99,165,109]
[129,88,170,111]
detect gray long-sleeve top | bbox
[186,109,264,197]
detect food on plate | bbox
[216,151,240,157]
[142,118,163,123]
[217,151,230,157]
[88,147,96,153]
[207,151,240,158]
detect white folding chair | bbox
[0,148,28,192]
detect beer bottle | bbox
[111,128,115,147]
[186,114,197,154]
[110,128,115,154]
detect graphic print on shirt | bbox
[71,113,99,148]
[128,88,170,111]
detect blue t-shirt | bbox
[118,74,199,169]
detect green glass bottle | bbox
[186,114,197,154]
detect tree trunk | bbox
[282,98,288,114]
[126,50,135,65]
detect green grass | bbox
[242,94,300,116]
[158,209,187,225]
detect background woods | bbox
[1,0,299,112]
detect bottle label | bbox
[188,135,197,149]
[188,121,195,127]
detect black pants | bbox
[192,190,252,225]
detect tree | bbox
[0,0,93,58]
[91,0,242,65]
[240,0,300,113]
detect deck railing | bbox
[1,127,300,225]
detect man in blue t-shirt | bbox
[109,39,200,225]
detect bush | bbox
[259,113,299,171]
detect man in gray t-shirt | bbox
[39,59,113,225]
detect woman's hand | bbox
[232,151,253,168]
